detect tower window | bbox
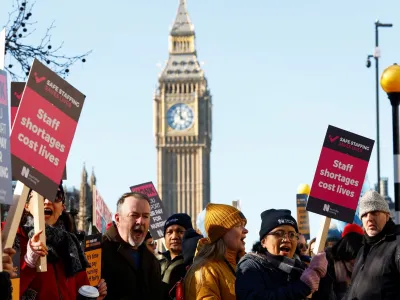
[172,61,178,66]
[180,61,186,66]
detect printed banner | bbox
[10,59,85,200]
[0,71,13,204]
[92,185,112,234]
[130,182,167,240]
[296,194,310,240]
[84,234,102,286]
[11,82,67,180]
[306,125,374,223]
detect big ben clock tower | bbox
[154,0,212,224]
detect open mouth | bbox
[240,237,246,245]
[132,227,144,237]
[44,208,53,216]
[279,245,291,255]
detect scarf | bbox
[23,215,89,277]
[264,251,306,275]
[251,242,306,276]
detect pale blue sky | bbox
[2,0,400,249]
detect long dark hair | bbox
[331,232,363,262]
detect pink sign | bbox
[93,186,112,233]
[306,125,374,223]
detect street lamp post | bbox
[366,20,393,193]
[381,63,400,224]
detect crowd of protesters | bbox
[0,186,399,299]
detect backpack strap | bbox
[162,258,185,284]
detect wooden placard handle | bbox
[306,216,331,298]
[2,181,30,249]
[31,191,47,272]
[313,216,331,255]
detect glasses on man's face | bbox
[267,230,299,241]
[147,241,157,246]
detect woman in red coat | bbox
[17,183,107,299]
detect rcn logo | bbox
[21,166,30,178]
[323,204,330,212]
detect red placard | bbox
[92,186,112,234]
[306,125,374,223]
[11,82,67,180]
[130,182,167,239]
[10,59,85,200]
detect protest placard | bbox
[296,194,310,240]
[306,125,374,223]
[11,82,67,180]
[10,59,85,199]
[84,234,102,286]
[130,182,167,239]
[92,186,112,234]
[306,125,374,258]
[0,70,13,205]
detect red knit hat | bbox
[342,223,363,237]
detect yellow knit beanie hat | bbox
[205,203,246,243]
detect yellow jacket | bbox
[184,249,237,300]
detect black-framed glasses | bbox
[267,230,299,241]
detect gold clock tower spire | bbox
[154,0,212,225]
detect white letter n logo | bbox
[21,166,29,178]
[323,204,330,212]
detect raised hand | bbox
[29,230,48,257]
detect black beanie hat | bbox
[259,209,298,240]
[164,213,193,235]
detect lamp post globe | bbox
[297,184,311,196]
[381,63,400,223]
[381,63,400,93]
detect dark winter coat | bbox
[344,220,400,300]
[102,224,162,300]
[236,242,311,300]
[0,272,12,300]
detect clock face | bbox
[167,103,194,131]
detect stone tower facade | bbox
[154,0,212,225]
[77,164,94,232]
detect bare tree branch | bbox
[3,0,91,81]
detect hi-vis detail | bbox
[21,166,30,178]
[323,204,330,212]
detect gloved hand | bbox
[309,252,328,278]
[300,268,320,292]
